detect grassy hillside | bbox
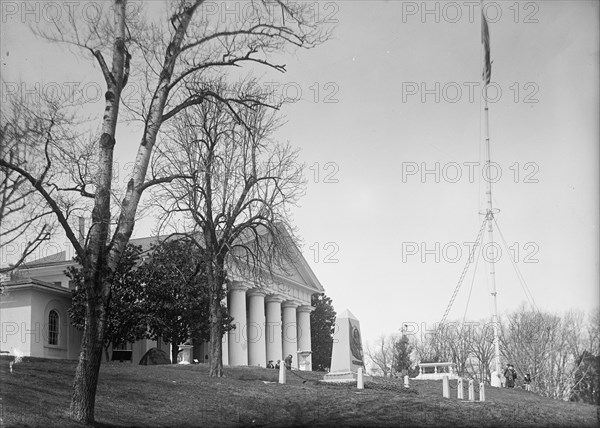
[0,356,597,427]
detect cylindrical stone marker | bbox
[442,375,450,398]
[479,382,486,401]
[468,379,475,401]
[457,378,464,400]
[357,367,364,389]
[404,375,409,388]
[279,361,286,384]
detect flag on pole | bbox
[481,12,491,85]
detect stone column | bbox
[281,301,298,368]
[247,289,267,367]
[228,282,249,366]
[265,295,284,366]
[221,333,229,366]
[297,305,315,370]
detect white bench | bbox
[414,362,459,380]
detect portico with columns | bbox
[224,255,323,369]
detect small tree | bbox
[68,245,147,362]
[392,332,414,376]
[310,293,336,371]
[137,239,231,363]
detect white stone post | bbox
[265,295,284,366]
[282,301,298,368]
[442,375,449,398]
[228,282,249,366]
[479,382,486,401]
[404,375,409,388]
[247,289,267,366]
[468,380,475,401]
[279,359,286,384]
[296,305,314,370]
[357,367,364,389]
[457,378,464,400]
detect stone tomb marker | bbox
[323,309,366,382]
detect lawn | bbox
[0,356,597,427]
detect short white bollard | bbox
[279,361,286,384]
[404,375,409,388]
[468,379,475,401]
[357,367,364,389]
[442,375,449,398]
[457,378,464,400]
[479,382,486,401]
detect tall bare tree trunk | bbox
[69,0,126,423]
[70,277,111,423]
[207,255,225,377]
[69,3,199,420]
[209,288,224,376]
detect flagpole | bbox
[483,86,502,387]
[481,6,502,388]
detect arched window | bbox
[48,310,59,345]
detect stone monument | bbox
[323,309,366,382]
[297,350,312,371]
[177,341,194,364]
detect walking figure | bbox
[504,364,517,388]
[284,354,293,370]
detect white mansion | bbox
[0,233,324,369]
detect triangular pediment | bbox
[229,225,324,294]
[270,249,323,293]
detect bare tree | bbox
[500,308,555,391]
[1,0,328,423]
[465,320,495,383]
[585,309,599,356]
[0,95,77,274]
[152,81,305,376]
[414,322,454,364]
[366,335,395,377]
[499,306,583,398]
[439,322,473,377]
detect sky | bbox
[1,1,598,348]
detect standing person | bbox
[504,364,517,388]
[284,354,293,370]
[523,373,532,391]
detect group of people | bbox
[266,354,294,370]
[503,363,532,391]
